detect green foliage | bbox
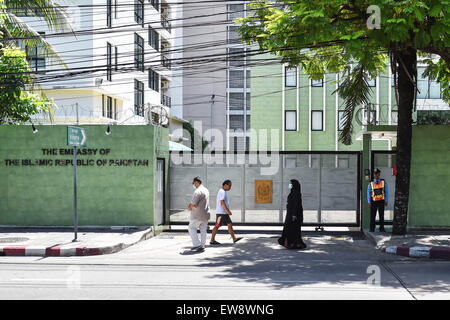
[0,0,71,67]
[0,46,54,124]
[183,121,210,152]
[238,0,450,144]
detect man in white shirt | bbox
[210,180,242,245]
[187,177,210,252]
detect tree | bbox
[1,0,71,63]
[238,0,450,234]
[0,0,71,123]
[0,45,54,124]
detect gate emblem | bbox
[255,180,273,203]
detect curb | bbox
[0,227,154,257]
[382,245,450,260]
[363,230,379,248]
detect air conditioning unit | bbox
[161,43,169,51]
[161,81,169,90]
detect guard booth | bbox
[169,151,361,229]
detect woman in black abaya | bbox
[278,179,307,249]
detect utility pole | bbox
[210,94,215,145]
[76,103,79,125]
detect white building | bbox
[14,0,180,131]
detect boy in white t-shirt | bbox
[210,180,242,245]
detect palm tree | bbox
[1,0,72,66]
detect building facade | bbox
[250,52,449,152]
[13,0,176,130]
[181,0,251,151]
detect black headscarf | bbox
[287,179,303,218]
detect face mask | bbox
[192,184,196,190]
[288,183,293,190]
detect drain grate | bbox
[0,237,29,243]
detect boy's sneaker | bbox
[210,241,221,245]
[191,245,202,251]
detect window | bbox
[102,94,105,117]
[285,67,297,87]
[228,4,244,20]
[115,46,118,71]
[115,0,118,18]
[134,33,144,71]
[362,109,377,125]
[311,111,323,131]
[285,110,297,131]
[227,25,240,44]
[227,47,245,67]
[246,92,250,110]
[229,70,244,88]
[23,35,46,72]
[229,115,244,130]
[246,115,250,130]
[134,0,144,25]
[151,0,160,12]
[367,76,376,87]
[417,67,441,99]
[229,93,244,110]
[107,43,112,81]
[134,79,144,116]
[338,111,345,131]
[391,110,398,125]
[149,69,159,92]
[311,78,323,87]
[103,95,117,119]
[246,70,251,88]
[114,99,117,120]
[149,26,159,51]
[107,96,113,119]
[107,0,112,27]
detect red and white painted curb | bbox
[382,245,450,259]
[0,245,102,256]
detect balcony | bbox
[161,15,171,33]
[161,94,172,108]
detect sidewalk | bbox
[0,227,154,257]
[364,229,450,260]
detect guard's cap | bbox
[374,168,381,174]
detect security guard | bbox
[367,168,388,232]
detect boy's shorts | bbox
[216,214,232,226]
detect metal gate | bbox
[169,152,361,228]
[371,151,396,226]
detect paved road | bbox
[0,231,449,300]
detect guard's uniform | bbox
[367,178,388,232]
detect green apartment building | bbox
[250,53,402,152]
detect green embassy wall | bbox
[0,125,169,227]
[408,125,450,228]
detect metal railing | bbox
[161,55,171,69]
[161,15,171,33]
[161,94,172,108]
